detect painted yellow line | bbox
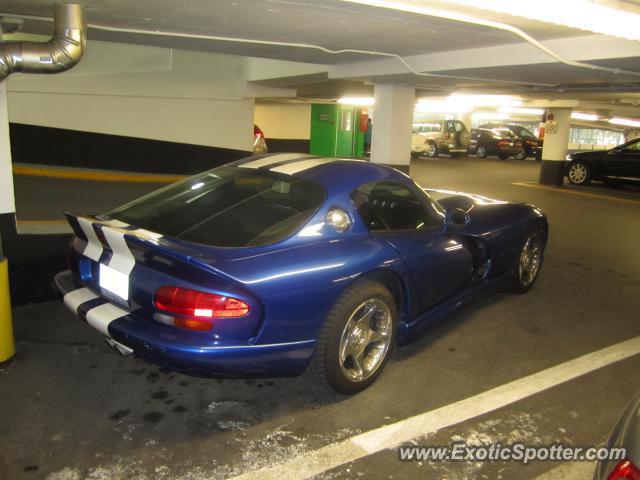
[513,182,640,205]
[13,165,186,184]
[18,219,68,225]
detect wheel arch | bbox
[358,268,412,325]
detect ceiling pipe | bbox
[0,3,86,81]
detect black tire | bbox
[476,145,487,158]
[426,141,439,158]
[410,151,420,160]
[307,279,397,394]
[498,153,509,160]
[513,233,543,294]
[515,151,526,160]
[567,161,592,185]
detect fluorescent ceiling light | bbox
[472,112,509,120]
[415,94,521,113]
[609,117,640,128]
[448,94,522,108]
[444,0,640,41]
[571,112,599,121]
[337,97,375,106]
[415,99,472,113]
[499,107,544,116]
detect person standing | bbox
[363,118,372,157]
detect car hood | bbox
[425,188,545,238]
[569,149,607,160]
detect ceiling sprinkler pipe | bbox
[0,3,86,80]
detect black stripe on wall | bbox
[9,123,253,175]
[266,138,310,154]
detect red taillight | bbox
[609,460,640,480]
[154,286,249,331]
[497,140,509,147]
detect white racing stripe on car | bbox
[63,287,99,313]
[77,217,103,262]
[85,302,129,337]
[238,154,310,169]
[269,158,336,175]
[102,227,136,275]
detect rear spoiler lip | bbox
[64,211,243,285]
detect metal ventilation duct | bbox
[0,3,86,81]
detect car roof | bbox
[230,153,409,187]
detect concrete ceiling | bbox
[2,0,640,116]
[1,0,581,63]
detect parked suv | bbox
[468,128,523,160]
[479,123,539,160]
[411,120,470,158]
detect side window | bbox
[351,181,441,232]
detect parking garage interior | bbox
[1,1,639,479]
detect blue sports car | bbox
[55,154,548,394]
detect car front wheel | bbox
[308,279,396,394]
[476,145,487,158]
[513,233,543,294]
[567,162,592,185]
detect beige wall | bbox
[254,104,311,139]
[5,40,303,151]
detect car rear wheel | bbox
[476,145,487,158]
[515,151,526,160]
[426,141,439,158]
[568,162,592,185]
[308,279,396,394]
[513,233,543,294]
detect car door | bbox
[604,139,640,179]
[352,181,474,312]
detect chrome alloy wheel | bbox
[338,299,393,382]
[568,163,587,184]
[518,236,541,287]
[426,142,437,157]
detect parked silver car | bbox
[594,390,640,479]
[411,119,470,158]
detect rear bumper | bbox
[54,270,315,378]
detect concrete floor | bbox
[2,156,640,479]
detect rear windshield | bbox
[102,166,325,248]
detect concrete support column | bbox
[539,108,571,185]
[458,112,473,132]
[0,80,17,253]
[370,84,415,174]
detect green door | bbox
[310,104,338,157]
[336,106,356,157]
[310,104,365,157]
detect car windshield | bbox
[491,128,514,138]
[512,126,536,139]
[102,166,325,248]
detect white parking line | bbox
[232,336,640,480]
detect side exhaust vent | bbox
[0,3,86,80]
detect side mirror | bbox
[445,208,470,228]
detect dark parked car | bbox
[565,138,640,186]
[594,390,640,479]
[479,124,539,160]
[468,128,523,160]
